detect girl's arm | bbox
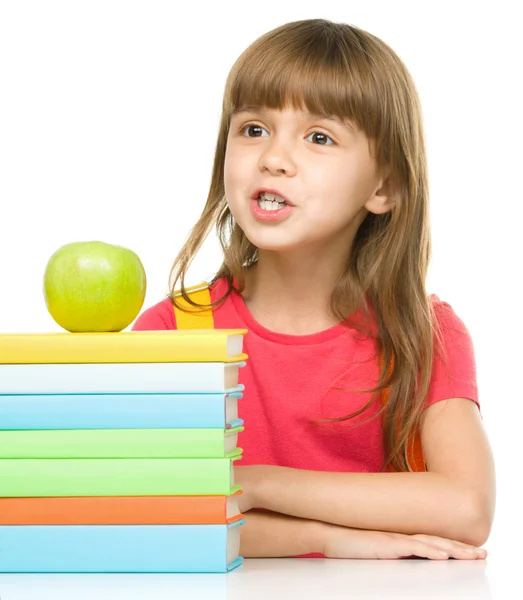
[241,509,487,559]
[237,398,495,547]
[240,510,323,557]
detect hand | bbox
[322,526,488,560]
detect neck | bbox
[241,249,352,335]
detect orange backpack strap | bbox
[379,351,426,472]
[172,281,215,329]
[381,385,426,472]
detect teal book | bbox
[0,389,244,430]
[0,521,246,573]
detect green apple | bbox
[43,241,147,332]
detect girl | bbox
[133,18,495,561]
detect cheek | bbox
[224,145,250,188]
[223,153,248,200]
[310,169,356,206]
[224,150,248,214]
[323,160,374,205]
[223,147,233,189]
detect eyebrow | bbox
[231,106,356,135]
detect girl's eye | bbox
[306,132,334,146]
[239,124,334,146]
[240,124,268,138]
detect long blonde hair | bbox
[168,18,448,472]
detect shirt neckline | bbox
[217,277,366,345]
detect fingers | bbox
[410,534,487,560]
[400,539,453,560]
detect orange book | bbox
[0,491,244,525]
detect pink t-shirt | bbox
[133,277,479,471]
[132,277,479,556]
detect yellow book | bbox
[0,329,248,364]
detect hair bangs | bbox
[223,26,385,147]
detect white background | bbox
[0,0,521,574]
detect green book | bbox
[0,455,242,497]
[0,426,244,458]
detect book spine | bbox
[0,427,244,458]
[0,494,244,525]
[0,523,246,573]
[0,392,243,429]
[0,330,248,364]
[0,362,245,394]
[0,458,239,497]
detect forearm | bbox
[240,509,324,557]
[253,467,486,546]
[239,508,488,561]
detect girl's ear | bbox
[364,174,398,215]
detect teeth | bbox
[258,199,283,211]
[259,191,286,204]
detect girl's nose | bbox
[258,142,297,176]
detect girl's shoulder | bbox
[131,297,176,331]
[425,294,478,408]
[429,293,471,335]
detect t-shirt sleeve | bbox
[131,298,177,331]
[424,295,479,410]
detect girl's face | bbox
[224,106,394,255]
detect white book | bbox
[0,361,246,394]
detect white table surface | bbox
[0,552,518,599]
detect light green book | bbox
[0,455,242,497]
[0,426,244,459]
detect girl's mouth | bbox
[250,198,294,222]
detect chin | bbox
[230,210,301,250]
[243,231,303,253]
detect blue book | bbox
[0,388,244,430]
[0,521,246,573]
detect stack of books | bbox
[0,328,248,573]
